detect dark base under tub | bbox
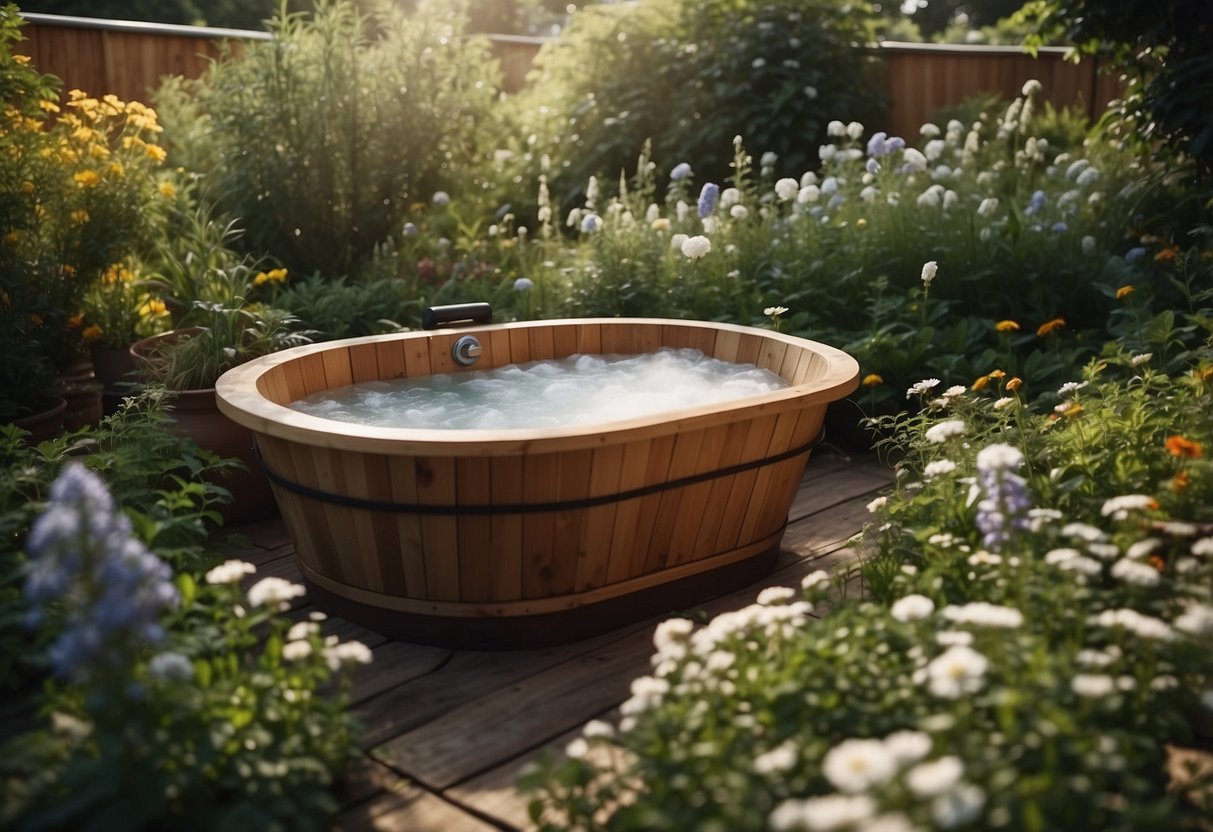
[302,541,782,650]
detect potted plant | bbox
[130,259,311,524]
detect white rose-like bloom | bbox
[883,730,932,766]
[730,204,750,220]
[757,586,796,606]
[827,120,847,137]
[1072,673,1116,697]
[902,148,928,172]
[322,639,373,670]
[775,177,800,201]
[670,233,688,251]
[1111,558,1161,587]
[282,640,314,662]
[1089,608,1175,640]
[977,197,999,218]
[1175,602,1213,636]
[798,185,821,204]
[920,122,941,138]
[1022,79,1043,97]
[1192,537,1213,556]
[681,235,711,259]
[205,559,256,585]
[941,602,1024,629]
[752,739,799,775]
[720,187,741,208]
[866,495,888,514]
[925,419,965,444]
[822,738,897,792]
[846,121,865,140]
[1101,494,1154,519]
[801,570,831,591]
[976,443,1023,471]
[925,138,946,160]
[905,756,964,797]
[923,460,958,479]
[920,260,939,287]
[247,577,306,609]
[926,645,989,698]
[770,795,876,832]
[819,144,838,162]
[891,593,935,622]
[932,783,986,829]
[287,621,319,641]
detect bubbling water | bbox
[289,347,789,430]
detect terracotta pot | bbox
[57,359,103,432]
[12,396,66,445]
[130,329,277,526]
[167,387,277,525]
[90,345,139,416]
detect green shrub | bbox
[513,0,885,208]
[158,0,505,278]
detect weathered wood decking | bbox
[224,450,893,831]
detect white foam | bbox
[289,347,790,430]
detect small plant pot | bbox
[12,395,67,445]
[90,345,140,416]
[57,359,103,432]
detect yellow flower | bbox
[145,144,167,162]
[73,169,101,187]
[122,136,145,151]
[1057,402,1083,418]
[862,373,884,387]
[253,267,289,286]
[108,161,125,177]
[1036,317,1066,337]
[37,97,59,112]
[1115,284,1134,299]
[987,369,1006,379]
[69,209,90,225]
[138,298,168,317]
[62,264,76,276]
[651,218,670,231]
[89,143,110,160]
[1006,377,1023,392]
[82,324,103,341]
[158,181,176,199]
[19,180,34,194]
[855,218,867,229]
[14,54,30,65]
[995,320,1019,332]
[971,375,990,391]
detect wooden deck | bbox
[223,450,893,831]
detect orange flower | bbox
[1056,402,1083,418]
[995,320,1020,332]
[67,313,85,329]
[1115,285,1134,300]
[987,369,1006,379]
[1006,377,1023,392]
[1195,366,1213,383]
[1154,245,1180,262]
[1148,554,1166,573]
[82,324,102,341]
[1172,470,1190,491]
[1036,317,1066,337]
[862,373,884,387]
[1165,435,1203,459]
[972,375,990,391]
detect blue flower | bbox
[974,444,1031,551]
[402,222,418,236]
[670,162,693,181]
[866,158,881,175]
[25,464,179,682]
[1025,190,1047,216]
[866,131,888,157]
[513,277,534,292]
[1124,246,1147,263]
[697,183,719,219]
[885,136,906,153]
[580,213,602,233]
[1051,221,1069,233]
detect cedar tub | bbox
[214,319,859,647]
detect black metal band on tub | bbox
[252,429,824,516]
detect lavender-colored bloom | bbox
[698,183,720,219]
[25,464,179,682]
[1124,246,1147,264]
[866,132,889,157]
[670,162,693,180]
[402,222,418,236]
[580,213,602,234]
[866,158,882,175]
[974,444,1031,551]
[1051,221,1069,233]
[885,137,906,153]
[1025,190,1046,216]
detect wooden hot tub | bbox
[215,319,859,646]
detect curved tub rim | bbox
[215,317,860,457]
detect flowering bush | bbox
[521,344,1213,830]
[3,462,366,828]
[0,10,170,417]
[158,0,505,277]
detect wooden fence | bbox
[13,12,1122,139]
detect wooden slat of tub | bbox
[662,322,717,355]
[321,346,354,390]
[736,410,801,545]
[339,451,387,591]
[375,338,407,381]
[456,457,494,602]
[401,335,431,380]
[751,408,827,537]
[712,328,742,363]
[489,455,524,600]
[665,422,731,566]
[573,443,625,591]
[279,437,343,579]
[364,453,409,596]
[349,343,380,384]
[298,353,329,398]
[734,333,764,366]
[418,457,460,601]
[428,332,461,377]
[549,449,593,595]
[528,325,556,364]
[482,328,509,371]
[757,339,790,376]
[641,428,705,574]
[778,343,805,383]
[508,327,532,364]
[320,446,373,588]
[551,324,578,360]
[280,358,307,402]
[388,456,427,598]
[689,419,753,559]
[713,413,778,553]
[258,365,291,405]
[603,440,653,584]
[624,434,677,579]
[791,345,821,386]
[574,322,601,356]
[522,451,561,598]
